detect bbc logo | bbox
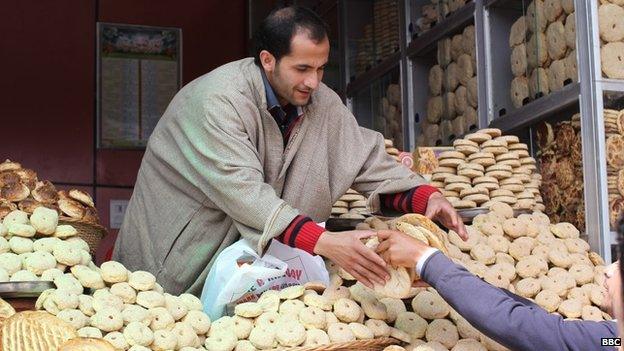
[601,338,622,346]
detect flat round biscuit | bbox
[558,299,583,318]
[303,329,330,347]
[516,278,542,298]
[466,76,478,108]
[565,13,576,50]
[454,200,477,209]
[601,42,624,79]
[599,4,624,43]
[454,86,468,117]
[516,256,549,278]
[510,16,527,47]
[511,44,528,77]
[545,0,563,22]
[439,151,466,160]
[429,65,443,96]
[511,76,530,108]
[548,58,567,91]
[458,168,484,178]
[438,158,464,168]
[529,67,550,98]
[395,311,427,340]
[535,289,562,312]
[411,290,450,320]
[527,0,548,33]
[426,319,459,349]
[327,322,355,343]
[457,54,474,86]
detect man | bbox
[113,6,466,295]
[376,219,624,351]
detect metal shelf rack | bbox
[337,0,618,261]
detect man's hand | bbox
[314,230,390,289]
[426,192,468,240]
[375,230,431,268]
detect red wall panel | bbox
[96,0,247,186]
[95,186,135,264]
[0,0,95,184]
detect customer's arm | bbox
[421,251,618,351]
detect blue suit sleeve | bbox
[421,252,619,351]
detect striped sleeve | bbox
[380,185,440,215]
[276,215,326,254]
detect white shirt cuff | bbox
[416,248,440,276]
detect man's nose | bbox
[304,72,320,90]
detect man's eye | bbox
[297,67,307,72]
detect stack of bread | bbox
[430,128,544,211]
[345,203,608,350]
[420,25,478,146]
[537,109,624,230]
[414,0,472,34]
[0,208,88,283]
[385,138,402,162]
[34,252,213,350]
[381,83,404,149]
[0,160,99,224]
[354,0,400,76]
[331,189,370,219]
[599,1,624,79]
[603,109,624,229]
[508,0,577,108]
[536,114,585,228]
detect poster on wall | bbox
[97,23,182,149]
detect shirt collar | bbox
[261,69,305,118]
[260,69,282,111]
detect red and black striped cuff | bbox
[277,215,326,254]
[380,185,440,215]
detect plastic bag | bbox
[200,238,329,320]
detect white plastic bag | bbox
[200,238,329,320]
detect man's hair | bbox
[252,6,329,65]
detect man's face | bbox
[601,261,622,322]
[261,31,329,107]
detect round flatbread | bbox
[599,4,624,43]
[601,42,624,79]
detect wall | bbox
[0,0,247,262]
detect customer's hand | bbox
[426,192,468,240]
[375,230,431,268]
[314,230,390,288]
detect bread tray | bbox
[0,281,55,298]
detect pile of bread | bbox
[353,0,400,76]
[537,109,624,230]
[0,208,89,283]
[207,214,451,350]
[414,0,471,35]
[603,109,624,229]
[508,0,577,108]
[0,159,99,225]
[381,84,404,149]
[385,138,402,162]
[421,25,478,146]
[430,128,544,211]
[338,204,607,350]
[331,190,370,219]
[599,1,624,78]
[536,114,585,229]
[447,203,608,325]
[34,258,212,351]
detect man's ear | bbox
[259,50,276,73]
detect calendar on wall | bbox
[97,23,182,149]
